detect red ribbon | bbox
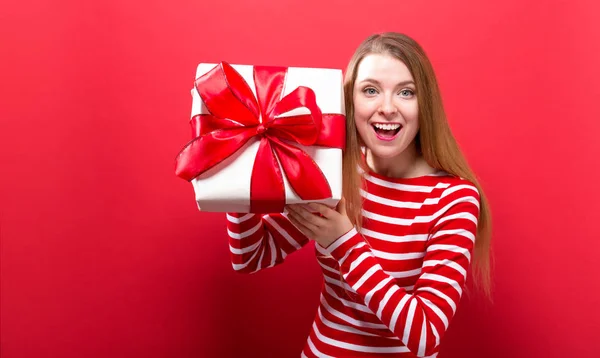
[175,62,346,213]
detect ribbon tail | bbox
[250,138,286,213]
[270,138,332,200]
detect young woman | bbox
[226,32,492,358]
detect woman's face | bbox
[353,53,419,160]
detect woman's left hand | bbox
[285,198,354,249]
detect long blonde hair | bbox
[342,32,493,300]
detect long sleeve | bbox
[318,185,480,357]
[226,212,311,273]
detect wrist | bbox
[317,227,358,253]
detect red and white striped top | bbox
[226,169,480,357]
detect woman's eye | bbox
[399,89,415,97]
[364,88,378,95]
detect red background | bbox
[1,0,599,357]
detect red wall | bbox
[2,1,599,357]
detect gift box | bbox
[175,62,346,213]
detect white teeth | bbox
[373,123,401,130]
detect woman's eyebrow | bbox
[357,78,415,86]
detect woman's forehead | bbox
[355,53,414,85]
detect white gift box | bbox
[189,63,345,213]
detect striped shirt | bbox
[226,169,480,357]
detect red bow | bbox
[175,62,346,213]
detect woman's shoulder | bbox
[433,173,481,205]
[434,172,477,186]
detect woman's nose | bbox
[378,96,398,117]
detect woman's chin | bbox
[367,146,406,160]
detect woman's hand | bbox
[285,198,354,249]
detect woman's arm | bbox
[226,213,311,273]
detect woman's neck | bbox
[365,143,436,179]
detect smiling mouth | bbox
[372,123,402,140]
